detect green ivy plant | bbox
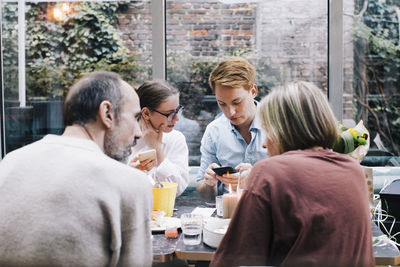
[2,3,19,100]
[20,1,140,100]
[353,0,400,157]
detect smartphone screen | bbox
[212,166,238,176]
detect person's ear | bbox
[99,100,113,129]
[142,107,151,121]
[250,84,258,98]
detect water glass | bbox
[237,169,250,198]
[216,195,223,217]
[180,213,203,245]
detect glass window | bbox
[1,0,152,154]
[166,0,328,165]
[6,1,397,168]
[344,0,400,166]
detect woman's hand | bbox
[204,163,220,187]
[129,156,157,172]
[140,119,164,149]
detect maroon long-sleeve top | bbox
[210,149,374,267]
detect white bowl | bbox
[202,218,231,248]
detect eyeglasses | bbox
[151,105,184,122]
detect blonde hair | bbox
[258,81,339,154]
[209,57,255,92]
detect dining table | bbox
[152,197,400,267]
[152,197,215,266]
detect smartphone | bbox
[138,149,157,162]
[212,166,238,176]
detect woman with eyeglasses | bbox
[128,80,189,195]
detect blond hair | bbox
[258,81,339,154]
[209,57,255,92]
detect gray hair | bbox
[64,71,124,126]
[258,81,339,154]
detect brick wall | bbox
[117,0,355,118]
[258,0,328,89]
[118,1,152,63]
[166,1,257,57]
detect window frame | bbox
[328,0,343,122]
[0,13,4,158]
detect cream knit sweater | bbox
[0,135,153,267]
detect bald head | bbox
[64,71,125,126]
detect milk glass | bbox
[180,213,203,245]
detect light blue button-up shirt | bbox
[196,112,268,194]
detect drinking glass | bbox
[216,195,223,217]
[180,213,203,245]
[151,166,163,188]
[237,169,250,198]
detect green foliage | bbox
[167,55,218,118]
[26,57,69,99]
[353,22,400,57]
[0,1,144,100]
[84,55,151,88]
[353,0,400,156]
[59,2,126,71]
[2,3,19,99]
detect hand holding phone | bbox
[212,166,238,176]
[213,166,239,189]
[137,149,157,162]
[203,163,220,187]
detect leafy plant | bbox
[19,1,143,99]
[353,0,400,156]
[2,2,19,100]
[167,54,219,118]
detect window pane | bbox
[1,1,152,154]
[344,0,400,166]
[166,0,328,166]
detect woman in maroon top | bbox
[210,81,374,267]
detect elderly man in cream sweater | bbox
[0,71,153,267]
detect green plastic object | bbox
[342,131,355,153]
[333,131,355,154]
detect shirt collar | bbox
[228,100,262,132]
[250,112,263,132]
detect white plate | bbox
[151,217,181,232]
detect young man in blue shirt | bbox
[196,57,268,200]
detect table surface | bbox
[153,197,400,265]
[152,198,215,263]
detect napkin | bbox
[191,207,216,217]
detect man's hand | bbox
[215,163,252,190]
[217,172,239,190]
[204,163,220,187]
